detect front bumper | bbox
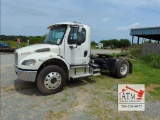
[14,65,37,82]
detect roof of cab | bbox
[47,22,88,29]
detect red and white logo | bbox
[118,84,145,111]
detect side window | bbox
[68,27,78,44]
[68,27,86,44]
[81,28,86,43]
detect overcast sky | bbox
[1,0,160,42]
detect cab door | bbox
[64,26,89,65]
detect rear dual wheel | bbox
[36,65,66,95]
[116,59,129,78]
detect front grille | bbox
[15,53,18,65]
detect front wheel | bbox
[36,65,66,95]
[116,59,129,78]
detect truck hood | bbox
[15,44,59,55]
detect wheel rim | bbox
[120,64,128,75]
[44,72,62,89]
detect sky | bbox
[1,0,160,43]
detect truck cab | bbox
[45,22,91,65]
[15,22,100,94]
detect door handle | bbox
[69,46,73,49]
[69,45,77,49]
[84,50,88,57]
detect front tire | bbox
[36,65,66,95]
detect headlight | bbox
[22,59,36,66]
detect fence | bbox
[143,43,160,56]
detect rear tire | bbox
[36,65,66,95]
[116,59,129,78]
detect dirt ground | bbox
[1,53,160,120]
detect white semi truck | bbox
[15,22,132,94]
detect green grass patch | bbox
[120,60,160,86]
[5,40,27,48]
[112,51,129,57]
[143,53,160,69]
[120,60,160,100]
[91,46,98,49]
[148,86,160,100]
[130,45,143,59]
[90,59,160,94]
[46,110,70,120]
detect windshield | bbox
[44,26,67,45]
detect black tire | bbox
[116,59,129,78]
[36,65,66,95]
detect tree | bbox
[100,39,119,48]
[100,40,110,47]
[109,39,119,48]
[119,39,131,47]
[91,41,97,46]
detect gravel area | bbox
[1,53,160,120]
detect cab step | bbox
[93,73,101,76]
[70,65,88,69]
[93,69,101,72]
[70,73,92,79]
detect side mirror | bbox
[77,33,82,45]
[78,26,82,33]
[77,26,82,45]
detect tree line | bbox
[0,35,46,44]
[1,35,131,48]
[91,39,131,48]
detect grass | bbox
[120,60,160,86]
[86,59,160,119]
[2,82,35,93]
[143,53,160,69]
[148,86,160,100]
[61,97,67,102]
[46,110,70,120]
[112,51,129,57]
[70,101,78,107]
[91,46,98,49]
[5,40,27,48]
